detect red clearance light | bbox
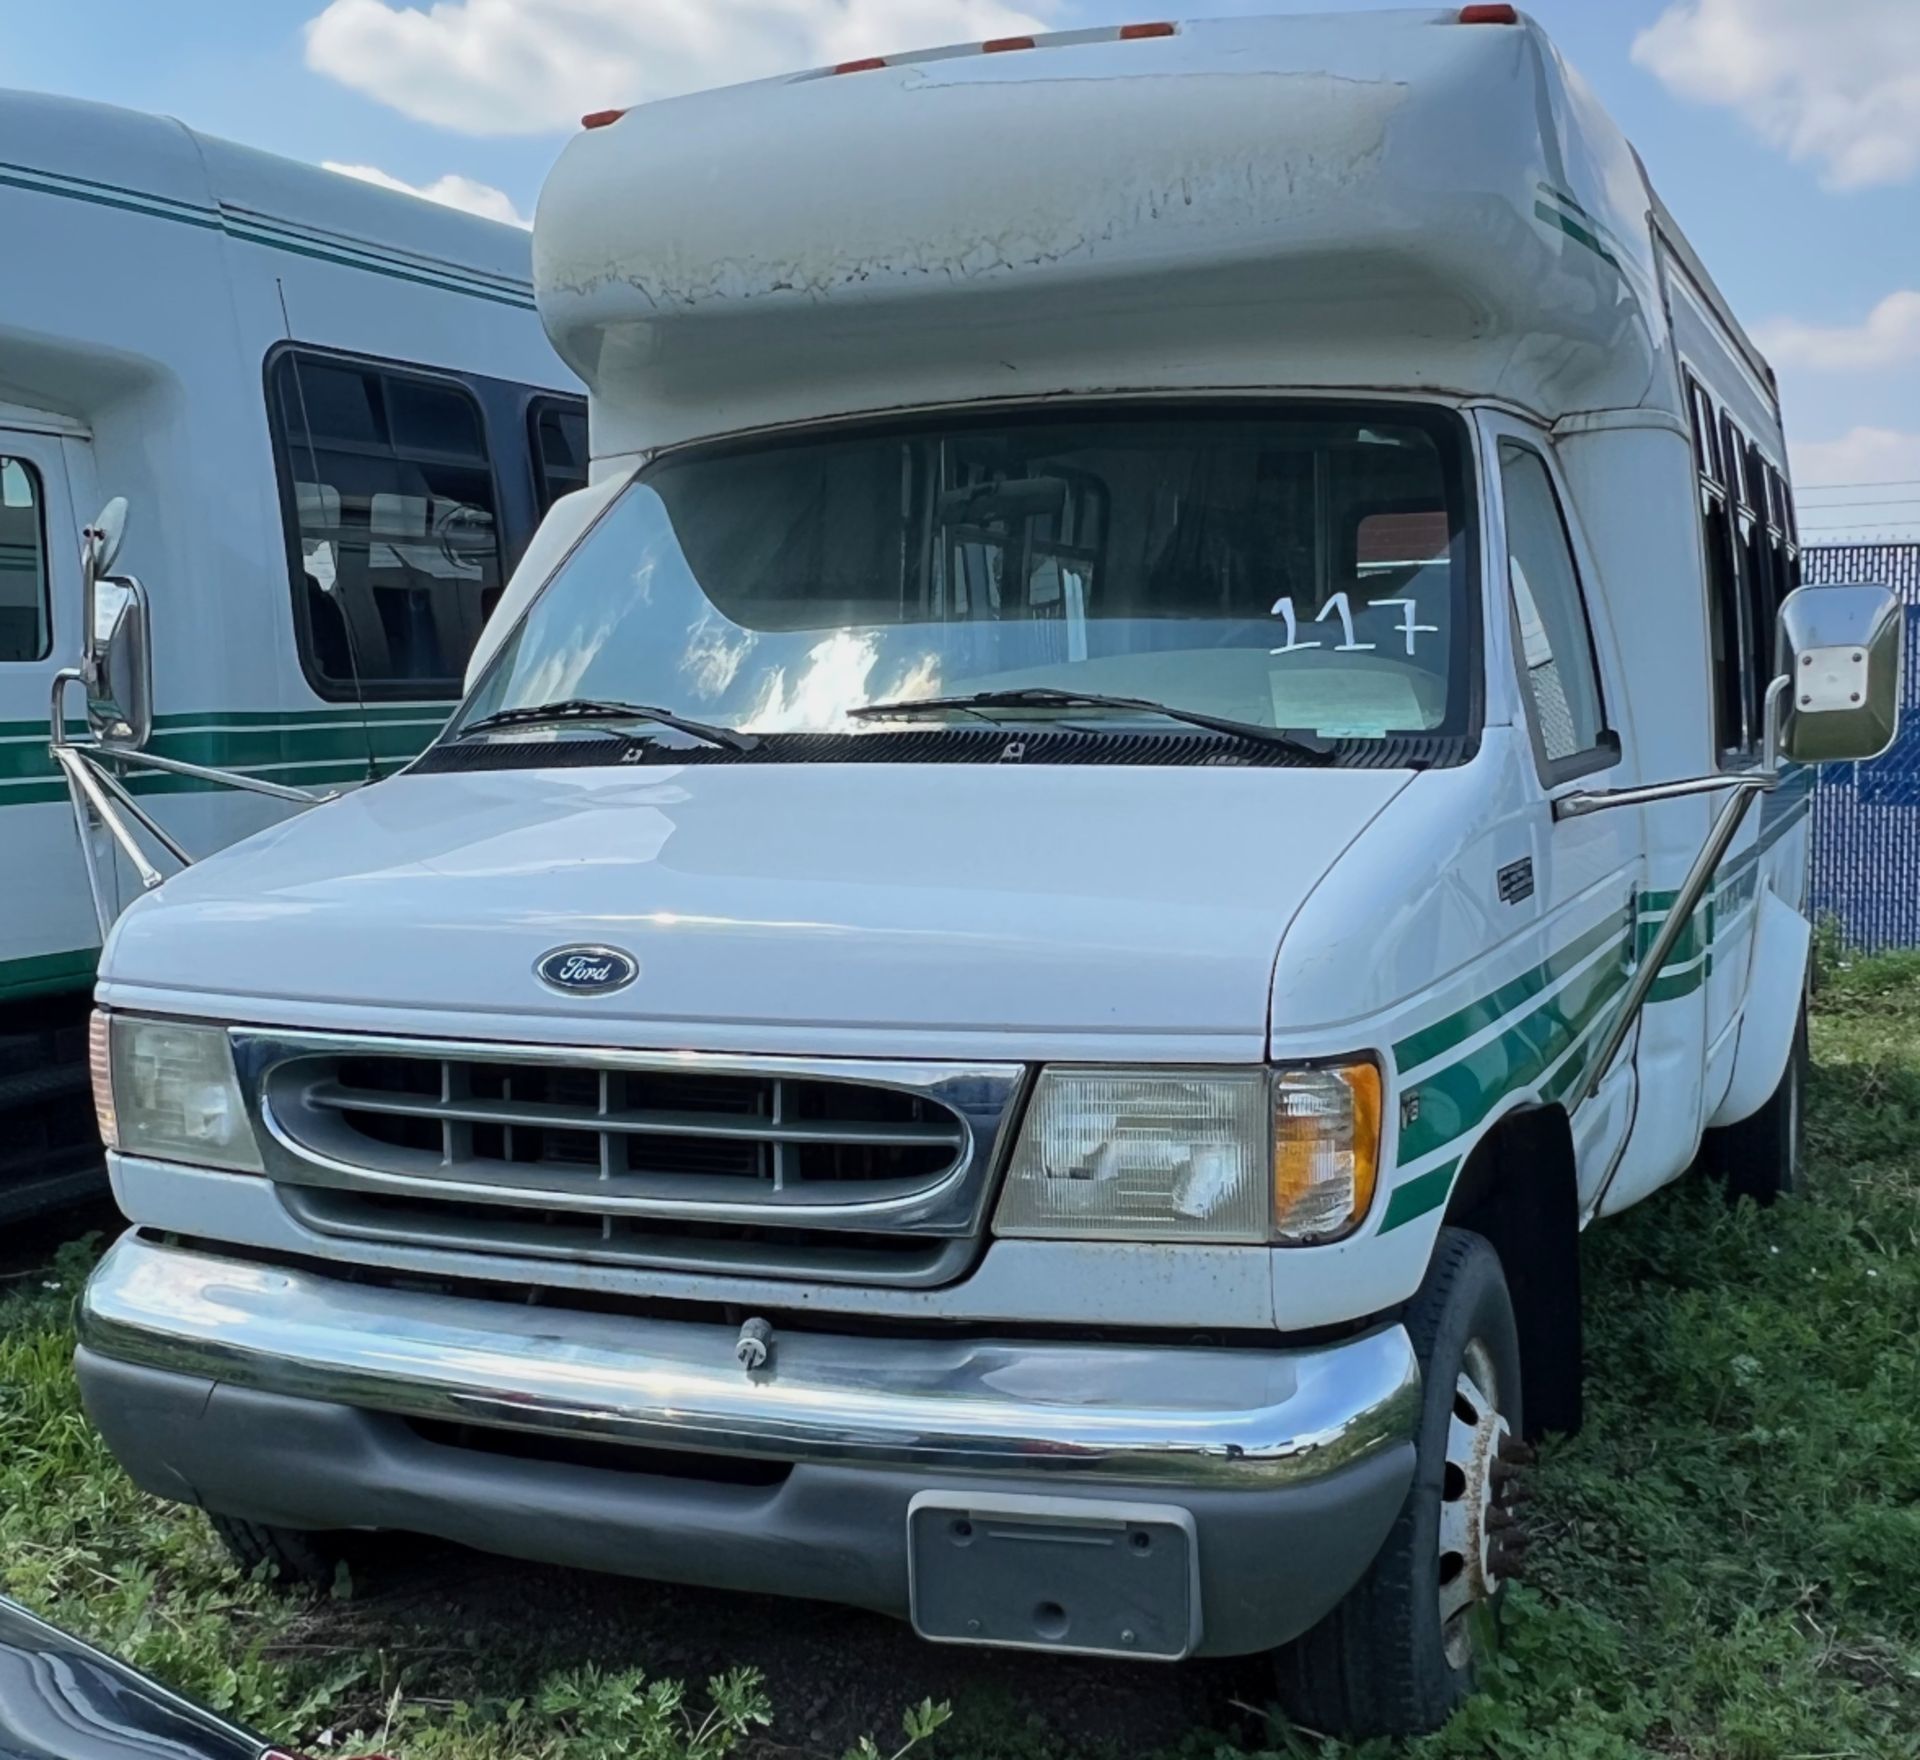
[1458,4,1519,20]
[580,107,627,128]
[1119,21,1176,38]
[982,35,1037,51]
[833,55,888,73]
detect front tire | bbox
[208,1513,350,1589]
[1704,993,1807,1206]
[1272,1229,1525,1738]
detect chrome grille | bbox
[292,1055,968,1202]
[236,1031,1023,1288]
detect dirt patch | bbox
[287,1539,1273,1757]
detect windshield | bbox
[456,404,1477,752]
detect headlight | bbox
[993,1061,1381,1246]
[92,1011,262,1173]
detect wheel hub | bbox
[1436,1342,1526,1667]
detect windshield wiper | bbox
[848,688,1334,760]
[458,698,760,753]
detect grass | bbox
[3,955,1918,1758]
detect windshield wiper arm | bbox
[848,688,1333,759]
[459,698,759,753]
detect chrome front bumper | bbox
[79,1233,1420,1489]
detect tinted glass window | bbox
[531,399,590,513]
[460,405,1477,750]
[1499,442,1606,765]
[271,352,503,697]
[1687,381,1721,484]
[1687,379,1750,754]
[0,457,49,662]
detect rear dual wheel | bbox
[1703,994,1808,1206]
[1273,1229,1526,1738]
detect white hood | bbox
[101,764,1408,1061]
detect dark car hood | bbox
[0,1598,261,1760]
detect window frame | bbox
[454,395,1490,766]
[264,342,512,704]
[1770,462,1801,598]
[1722,417,1775,746]
[527,394,591,517]
[1493,432,1620,789]
[1684,372,1760,764]
[0,452,52,664]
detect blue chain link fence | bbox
[1803,543,1920,952]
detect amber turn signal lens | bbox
[1272,1060,1382,1244]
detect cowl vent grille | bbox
[410,727,1464,774]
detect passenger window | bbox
[0,457,50,662]
[530,398,590,514]
[269,351,504,699]
[1686,376,1747,756]
[1499,441,1608,771]
[1772,466,1801,595]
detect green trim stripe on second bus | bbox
[0,704,450,805]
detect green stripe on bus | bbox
[0,717,440,786]
[0,163,534,309]
[0,167,222,230]
[0,946,97,1001]
[153,704,450,728]
[1398,947,1631,1165]
[0,703,449,741]
[1380,1160,1460,1233]
[1534,200,1620,270]
[1393,909,1630,1074]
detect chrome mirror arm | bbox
[100,746,338,806]
[1554,676,1790,822]
[47,672,339,934]
[1578,783,1756,1107]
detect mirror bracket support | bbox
[1553,677,1790,824]
[48,671,338,935]
[1556,678,1792,1109]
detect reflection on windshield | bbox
[458,406,1474,747]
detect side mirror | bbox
[78,499,153,749]
[1775,583,1903,766]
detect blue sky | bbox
[6,0,1918,539]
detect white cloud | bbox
[1793,426,1920,490]
[304,0,1053,137]
[1790,428,1920,540]
[322,160,530,226]
[1757,291,1920,372]
[1633,0,1920,190]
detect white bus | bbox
[0,88,582,1216]
[71,9,1900,1737]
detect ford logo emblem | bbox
[535,945,639,996]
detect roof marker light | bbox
[1458,4,1519,21]
[580,108,628,129]
[833,56,889,73]
[982,35,1037,52]
[1119,21,1176,38]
